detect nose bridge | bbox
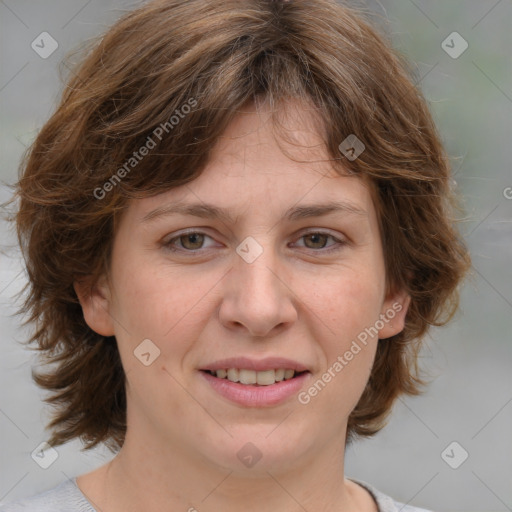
[219,234,297,337]
[238,244,280,298]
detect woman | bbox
[2,0,470,510]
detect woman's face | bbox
[80,99,408,474]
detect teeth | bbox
[256,370,276,385]
[284,369,294,380]
[239,369,256,385]
[211,368,298,386]
[216,369,227,379]
[227,368,239,382]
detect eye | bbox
[163,230,347,255]
[164,231,218,252]
[293,231,347,253]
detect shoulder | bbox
[351,478,434,512]
[0,478,96,512]
[392,502,433,512]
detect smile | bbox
[200,369,310,407]
[205,368,302,386]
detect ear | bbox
[73,274,115,337]
[378,287,411,340]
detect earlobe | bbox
[73,275,115,337]
[378,290,411,340]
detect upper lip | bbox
[201,357,309,372]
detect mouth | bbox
[199,365,311,407]
[201,368,309,386]
[198,357,311,406]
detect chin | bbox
[197,428,308,475]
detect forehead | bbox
[219,97,355,179]
[124,98,377,225]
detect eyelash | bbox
[163,230,348,255]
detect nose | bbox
[218,241,298,338]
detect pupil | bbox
[307,233,326,248]
[184,233,203,249]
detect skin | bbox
[75,98,410,512]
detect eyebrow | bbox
[141,200,367,224]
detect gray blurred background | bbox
[0,1,511,511]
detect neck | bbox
[79,430,376,512]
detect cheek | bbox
[308,266,385,341]
[109,251,218,356]
[302,266,383,401]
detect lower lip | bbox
[200,371,310,407]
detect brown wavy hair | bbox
[10,0,470,452]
